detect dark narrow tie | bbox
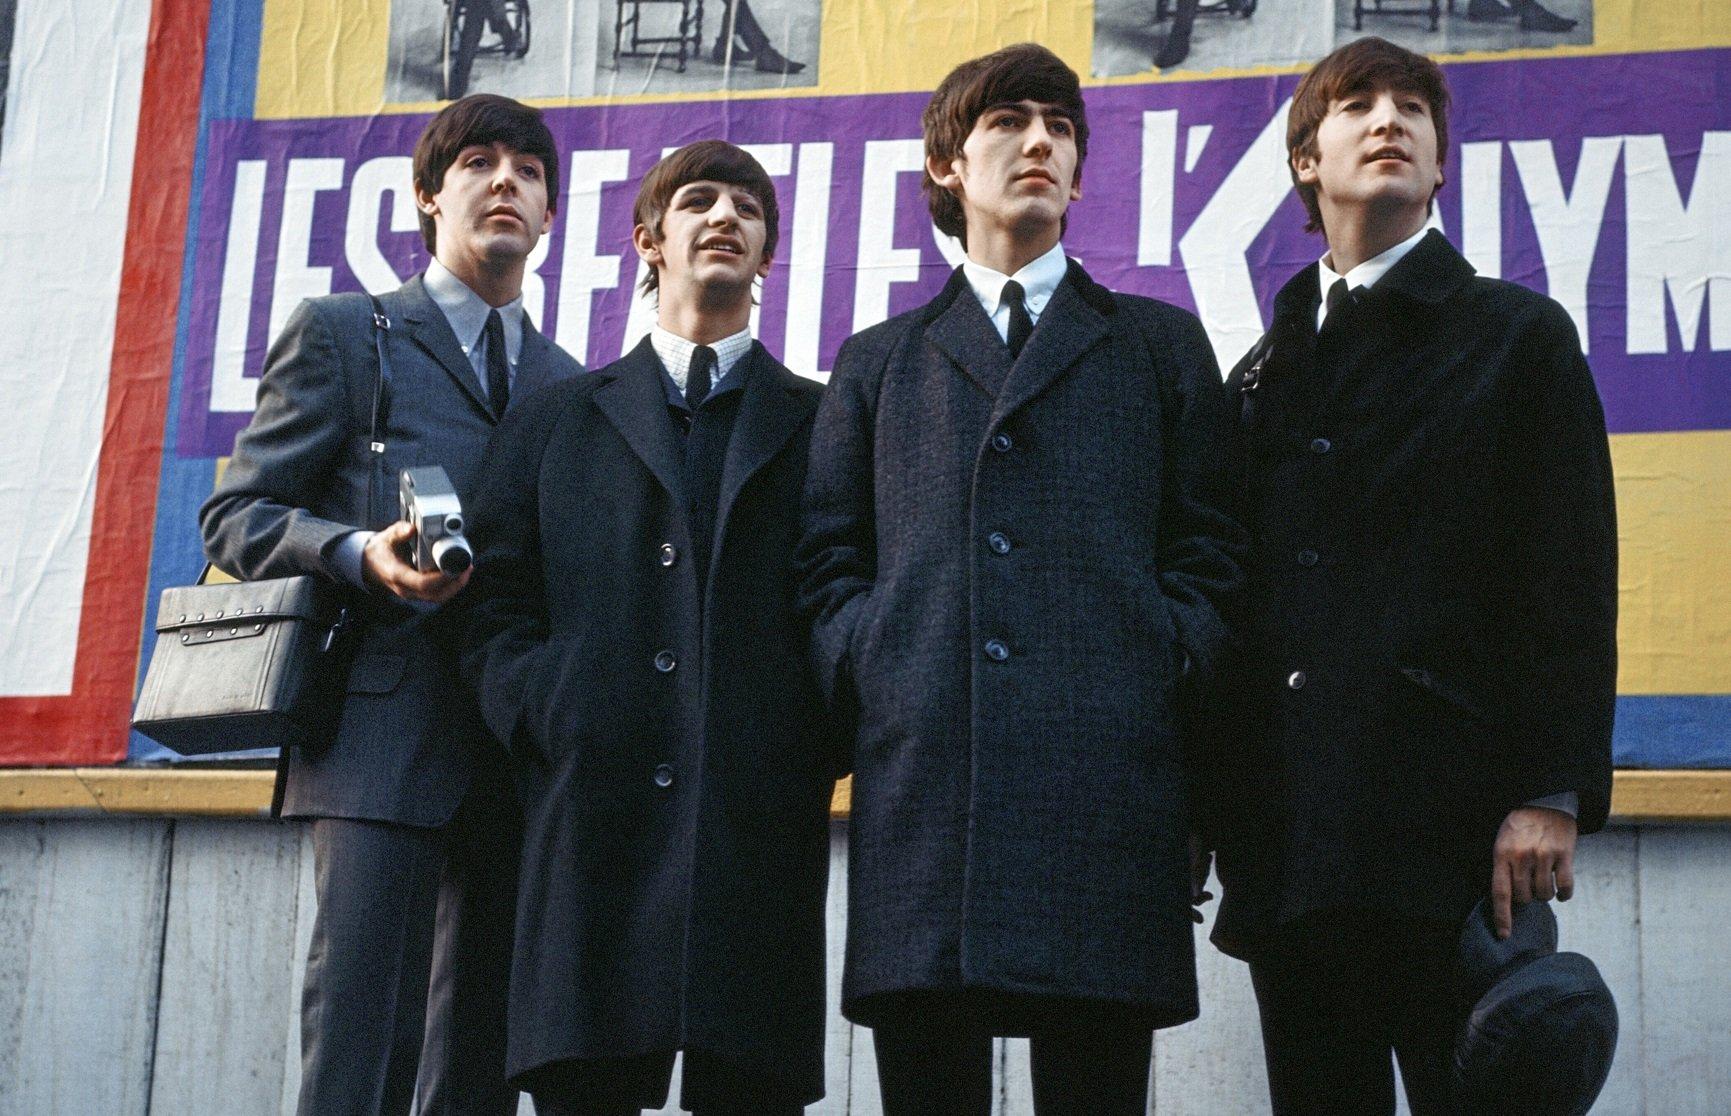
[1003,280,1034,359]
[687,344,716,412]
[1321,277,1361,333]
[484,309,510,419]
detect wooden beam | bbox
[1,769,1727,823]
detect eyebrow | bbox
[983,101,1074,121]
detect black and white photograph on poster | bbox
[386,0,603,103]
[596,0,820,96]
[1335,0,1592,52]
[0,0,15,156]
[1094,0,1335,80]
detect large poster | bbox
[0,0,1726,765]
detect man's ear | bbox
[1291,149,1319,188]
[631,222,663,268]
[1070,165,1083,203]
[539,204,557,235]
[926,152,963,193]
[755,251,774,281]
[414,181,440,219]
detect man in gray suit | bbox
[201,94,583,1116]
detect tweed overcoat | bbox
[459,339,835,1096]
[1209,231,1618,958]
[200,276,582,824]
[798,261,1245,1027]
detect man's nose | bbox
[1023,120,1054,156]
[707,197,739,225]
[1368,95,1406,135]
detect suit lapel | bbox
[594,337,687,503]
[713,344,807,552]
[508,318,559,406]
[925,271,1013,398]
[398,275,494,422]
[990,263,1109,425]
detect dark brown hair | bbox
[632,141,782,296]
[412,94,560,253]
[921,43,1089,247]
[1287,36,1450,234]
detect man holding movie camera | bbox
[199,94,582,1116]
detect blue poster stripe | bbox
[1614,696,1731,768]
[206,0,263,121]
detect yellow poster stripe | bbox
[254,0,1731,119]
[1612,429,1731,696]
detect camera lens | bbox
[445,514,464,533]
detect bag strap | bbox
[365,294,394,528]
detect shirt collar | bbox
[650,324,755,407]
[1316,222,1433,302]
[962,240,1069,324]
[423,257,526,365]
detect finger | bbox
[1556,850,1576,902]
[1533,860,1557,903]
[1510,860,1535,907]
[376,519,416,544]
[1491,860,1513,939]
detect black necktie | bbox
[686,345,716,412]
[1003,280,1034,359]
[484,309,510,419]
[1321,277,1361,333]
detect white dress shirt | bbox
[1314,224,1431,332]
[961,240,1070,343]
[650,324,754,404]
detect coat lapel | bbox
[594,337,687,503]
[990,260,1111,425]
[397,275,495,422]
[925,269,1014,399]
[713,344,808,553]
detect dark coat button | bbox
[991,432,1014,453]
[1298,549,1319,567]
[988,531,1012,555]
[653,650,677,673]
[653,764,674,788]
[1288,670,1307,690]
[658,543,677,567]
[1309,437,1332,455]
[985,639,1010,662]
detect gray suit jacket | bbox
[200,274,583,825]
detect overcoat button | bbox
[1309,437,1332,455]
[1298,549,1319,567]
[658,543,677,567]
[988,531,1012,555]
[985,639,1010,662]
[991,432,1014,453]
[1288,670,1307,690]
[653,764,674,788]
[653,650,677,673]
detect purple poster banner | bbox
[181,48,1731,459]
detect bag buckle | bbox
[322,607,353,654]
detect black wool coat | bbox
[1209,231,1618,958]
[798,262,1245,1027]
[459,339,835,1097]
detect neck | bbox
[1319,204,1427,276]
[656,280,753,344]
[964,222,1059,278]
[437,249,525,308]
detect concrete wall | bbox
[1,818,1727,1114]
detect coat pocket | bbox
[1396,664,1493,723]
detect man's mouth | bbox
[1365,146,1410,164]
[486,206,523,223]
[698,238,744,255]
[1017,167,1057,185]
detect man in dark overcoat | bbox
[1207,38,1617,1114]
[797,44,1244,1115]
[459,142,833,1115]
[200,96,582,1115]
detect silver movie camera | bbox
[399,466,473,575]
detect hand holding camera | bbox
[361,466,474,604]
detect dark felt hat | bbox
[1453,897,1618,1115]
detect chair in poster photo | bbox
[612,0,805,74]
[442,0,530,100]
[1351,0,1576,34]
[1153,0,1256,70]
